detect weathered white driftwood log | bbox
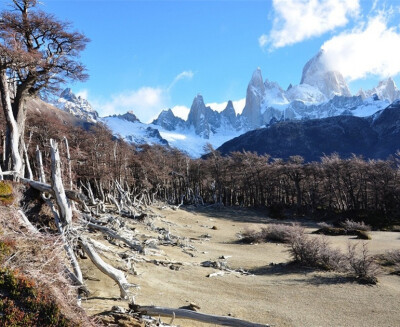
[85,222,143,253]
[18,177,88,206]
[18,209,40,235]
[135,306,269,327]
[79,238,135,299]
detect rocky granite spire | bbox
[300,50,351,99]
[241,68,266,128]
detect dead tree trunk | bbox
[23,143,33,180]
[0,69,23,175]
[50,139,72,226]
[135,306,269,327]
[35,146,46,183]
[45,197,83,285]
[79,238,132,299]
[63,137,73,190]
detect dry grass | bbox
[0,200,97,326]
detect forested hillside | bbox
[2,98,399,227]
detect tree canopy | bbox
[0,0,89,173]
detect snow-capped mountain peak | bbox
[365,77,400,103]
[55,88,99,122]
[53,51,397,159]
[152,108,185,131]
[116,111,140,123]
[241,68,267,128]
[300,50,351,99]
[60,88,78,102]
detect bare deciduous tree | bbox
[0,0,88,174]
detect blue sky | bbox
[2,0,400,122]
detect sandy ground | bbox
[81,206,400,327]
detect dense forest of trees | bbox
[2,104,398,227]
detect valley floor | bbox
[80,206,400,327]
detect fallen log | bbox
[79,237,137,299]
[85,222,143,253]
[135,305,269,327]
[18,177,88,204]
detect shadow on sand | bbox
[181,205,272,224]
[248,263,357,285]
[86,296,121,301]
[180,205,322,228]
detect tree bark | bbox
[63,137,73,190]
[0,69,23,175]
[23,143,33,179]
[35,146,46,183]
[50,139,72,225]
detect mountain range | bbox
[53,50,400,159]
[217,99,400,162]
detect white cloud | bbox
[168,70,194,90]
[258,34,268,47]
[94,70,194,123]
[321,13,400,80]
[263,0,360,49]
[76,89,89,99]
[96,87,167,123]
[206,99,246,115]
[171,105,190,120]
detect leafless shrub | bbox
[346,243,379,284]
[241,224,304,244]
[287,233,344,270]
[240,228,263,243]
[382,250,400,274]
[341,219,371,231]
[384,249,400,264]
[317,222,333,229]
[262,223,305,243]
[316,238,345,271]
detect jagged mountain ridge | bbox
[216,100,400,162]
[54,50,400,157]
[152,51,396,133]
[54,88,99,122]
[300,49,351,99]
